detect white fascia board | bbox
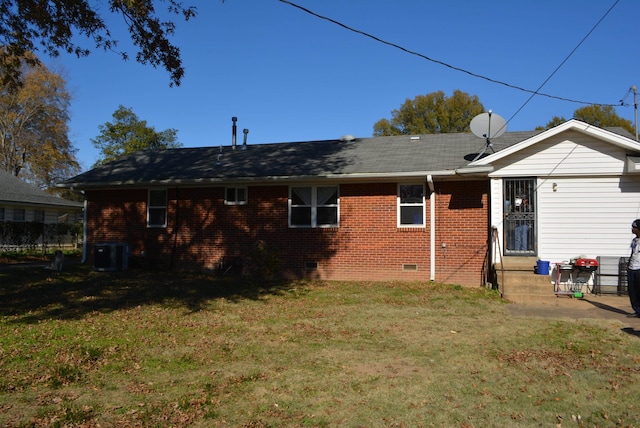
[65,170,460,189]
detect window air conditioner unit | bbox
[94,242,130,271]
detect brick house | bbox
[60,119,640,289]
[62,129,527,286]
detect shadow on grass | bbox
[0,264,305,323]
[621,327,640,338]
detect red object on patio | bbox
[574,258,598,271]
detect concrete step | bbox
[496,257,557,303]
[495,256,539,272]
[500,271,552,285]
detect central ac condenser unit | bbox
[94,242,130,271]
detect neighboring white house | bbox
[0,170,83,249]
[470,119,640,269]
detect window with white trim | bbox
[289,186,339,227]
[398,184,425,226]
[225,187,247,205]
[148,189,167,227]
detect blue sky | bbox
[47,0,639,170]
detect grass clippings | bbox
[1,265,639,427]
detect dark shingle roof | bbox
[0,170,82,208]
[61,130,541,188]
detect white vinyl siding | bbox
[536,176,640,262]
[13,208,25,221]
[0,207,77,224]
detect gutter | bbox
[454,165,494,175]
[58,170,460,190]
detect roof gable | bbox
[470,119,640,166]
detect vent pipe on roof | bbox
[232,116,238,150]
[242,128,249,150]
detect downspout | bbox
[427,175,436,282]
[81,195,88,264]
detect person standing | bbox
[627,219,640,317]
[514,197,531,251]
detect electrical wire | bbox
[279,0,621,108]
[502,0,620,127]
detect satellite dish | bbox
[470,111,507,140]
[470,110,507,161]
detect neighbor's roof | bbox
[0,170,82,208]
[61,130,543,189]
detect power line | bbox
[279,0,620,107]
[503,0,620,126]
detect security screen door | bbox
[504,178,536,255]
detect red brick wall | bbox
[432,181,490,286]
[85,180,488,286]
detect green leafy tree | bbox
[91,105,181,167]
[0,54,80,191]
[540,105,634,134]
[373,90,485,136]
[0,0,228,88]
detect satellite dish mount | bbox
[470,110,507,161]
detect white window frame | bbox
[397,183,425,227]
[225,186,248,205]
[147,189,167,228]
[289,185,339,228]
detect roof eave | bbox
[0,198,83,208]
[59,170,467,189]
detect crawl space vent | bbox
[402,264,418,272]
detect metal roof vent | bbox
[242,128,249,150]
[339,134,356,142]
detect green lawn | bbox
[1,265,639,427]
